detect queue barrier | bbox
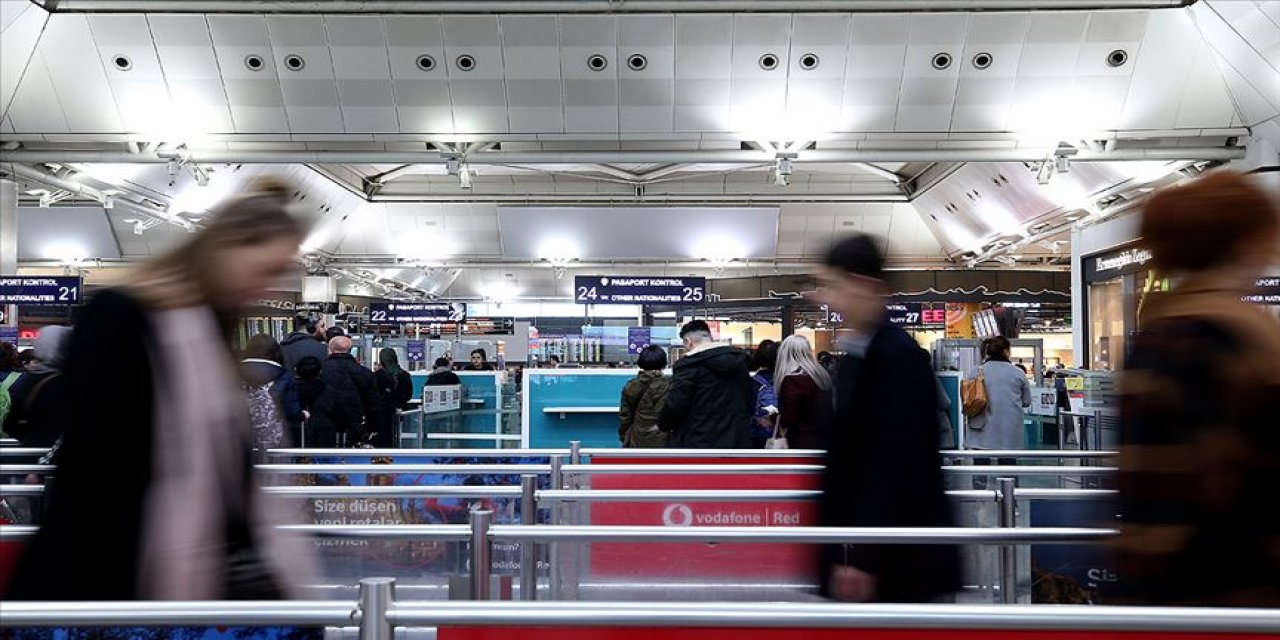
[2,582,1279,637]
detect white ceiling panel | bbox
[39,15,122,132]
[1,0,47,120]
[4,50,66,132]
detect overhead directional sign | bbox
[368,301,466,325]
[0,276,82,305]
[574,276,707,305]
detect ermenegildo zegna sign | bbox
[1083,246,1154,283]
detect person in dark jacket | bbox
[813,234,961,603]
[748,340,779,448]
[773,334,832,451]
[2,326,71,448]
[1115,171,1280,607]
[318,335,380,447]
[7,177,317,600]
[619,345,670,448]
[371,348,413,448]
[240,333,305,450]
[280,315,327,376]
[658,320,753,449]
[425,357,462,386]
[465,348,495,371]
[293,355,327,446]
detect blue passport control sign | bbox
[574,276,707,305]
[0,276,82,305]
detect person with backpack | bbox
[618,345,671,447]
[2,326,72,448]
[748,340,779,448]
[240,333,304,455]
[0,342,26,438]
[371,348,413,449]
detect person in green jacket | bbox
[619,345,671,447]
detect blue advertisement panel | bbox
[369,302,466,325]
[406,340,426,364]
[0,276,82,305]
[627,327,652,355]
[574,275,706,305]
[0,326,17,346]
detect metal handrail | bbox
[581,448,825,458]
[0,465,52,474]
[941,465,1115,475]
[3,594,1278,633]
[255,464,552,474]
[0,448,50,457]
[382,602,1280,633]
[940,450,1117,459]
[485,525,1116,544]
[262,485,523,498]
[537,489,823,502]
[0,485,1117,502]
[0,524,1114,544]
[266,448,567,457]
[0,600,357,627]
[561,464,824,475]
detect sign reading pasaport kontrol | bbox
[574,276,707,305]
[368,302,467,325]
[0,276,82,305]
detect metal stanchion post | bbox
[998,477,1017,604]
[569,440,582,466]
[357,577,395,640]
[520,474,538,601]
[470,509,494,601]
[549,455,564,598]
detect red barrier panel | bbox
[442,628,1270,640]
[587,456,819,581]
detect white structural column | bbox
[0,179,17,274]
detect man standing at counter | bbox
[659,320,753,448]
[814,234,961,602]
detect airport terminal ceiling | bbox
[1,0,1277,300]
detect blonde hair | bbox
[130,177,307,311]
[774,334,831,396]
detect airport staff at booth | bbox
[658,320,754,449]
[814,233,962,603]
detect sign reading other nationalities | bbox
[0,276,82,305]
[574,276,707,305]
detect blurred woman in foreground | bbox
[8,178,318,600]
[1117,171,1280,606]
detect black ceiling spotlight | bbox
[415,54,436,72]
[587,54,609,71]
[798,53,820,71]
[932,52,952,70]
[758,53,780,71]
[1106,49,1129,67]
[111,54,132,71]
[626,53,648,71]
[283,54,305,71]
[972,52,993,69]
[456,54,476,72]
[244,54,265,71]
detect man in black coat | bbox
[813,234,962,603]
[317,335,380,446]
[280,315,327,375]
[659,320,753,449]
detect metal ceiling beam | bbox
[0,146,1246,165]
[851,162,904,184]
[42,1,1197,13]
[369,193,911,203]
[2,163,195,231]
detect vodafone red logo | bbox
[662,503,693,527]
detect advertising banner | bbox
[626,327,651,355]
[406,340,426,364]
[0,276,82,305]
[574,276,706,305]
[945,303,980,339]
[587,455,819,581]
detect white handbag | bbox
[765,415,789,450]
